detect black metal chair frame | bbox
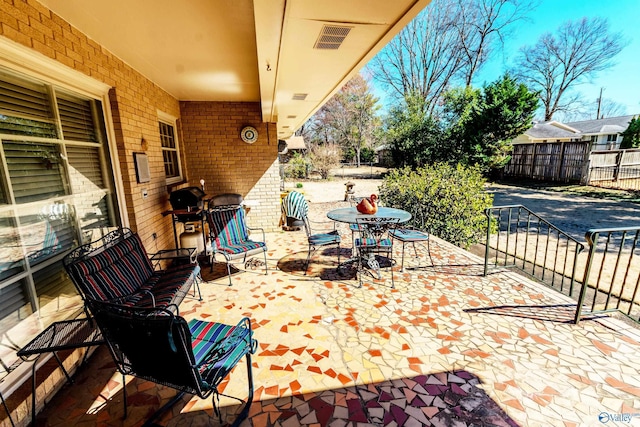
[86,299,257,427]
[355,217,399,288]
[301,213,342,274]
[390,226,433,271]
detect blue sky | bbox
[369,0,640,118]
[474,0,640,116]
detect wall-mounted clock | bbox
[240,126,258,144]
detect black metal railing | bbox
[575,226,640,323]
[484,205,585,299]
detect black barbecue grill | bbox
[169,187,206,222]
[166,186,207,251]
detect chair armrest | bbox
[247,226,266,242]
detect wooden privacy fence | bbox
[502,141,590,183]
[587,149,640,191]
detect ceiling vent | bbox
[287,115,297,119]
[292,93,308,101]
[314,25,352,50]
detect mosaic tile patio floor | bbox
[33,228,640,426]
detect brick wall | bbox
[179,101,282,231]
[0,0,281,245]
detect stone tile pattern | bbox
[35,227,640,426]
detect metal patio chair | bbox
[282,191,341,274]
[206,205,268,286]
[389,226,433,271]
[86,299,257,427]
[355,216,399,288]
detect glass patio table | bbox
[327,207,412,224]
[327,207,411,276]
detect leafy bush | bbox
[285,152,309,179]
[379,163,493,248]
[360,147,375,163]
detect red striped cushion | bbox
[68,233,153,301]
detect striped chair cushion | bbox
[67,233,153,301]
[208,207,249,249]
[128,264,201,308]
[189,318,252,386]
[389,229,429,242]
[308,230,341,246]
[189,319,234,365]
[216,241,266,256]
[355,237,392,248]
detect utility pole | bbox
[596,87,604,119]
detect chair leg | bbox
[262,250,268,275]
[226,260,233,286]
[230,352,255,427]
[304,246,313,275]
[122,373,127,419]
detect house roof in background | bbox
[566,115,636,135]
[524,114,639,141]
[285,136,307,150]
[525,122,580,139]
[37,0,431,139]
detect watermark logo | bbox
[598,412,640,424]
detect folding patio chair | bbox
[86,299,257,427]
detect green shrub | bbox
[296,182,303,188]
[379,163,493,248]
[285,152,309,179]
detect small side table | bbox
[17,318,104,426]
[150,247,197,268]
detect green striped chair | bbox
[207,205,267,286]
[87,299,257,427]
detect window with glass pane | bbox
[56,90,99,143]
[0,71,57,138]
[0,67,120,331]
[159,120,182,182]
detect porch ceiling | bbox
[37,0,431,139]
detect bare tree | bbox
[515,17,627,121]
[596,99,627,119]
[453,0,536,87]
[305,74,380,166]
[368,0,535,113]
[368,0,466,115]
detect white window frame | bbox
[157,111,183,185]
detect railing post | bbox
[484,208,492,276]
[574,230,599,324]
